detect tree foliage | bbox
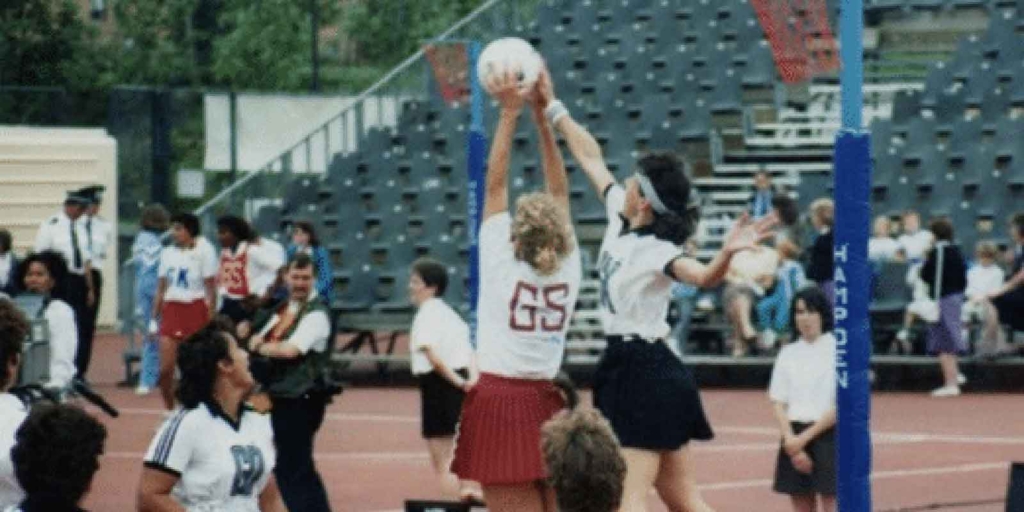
[343,0,486,67]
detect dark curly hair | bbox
[790,285,834,337]
[18,251,70,301]
[176,323,233,409]
[542,408,626,512]
[217,215,255,244]
[11,404,107,507]
[637,152,700,245]
[0,299,29,390]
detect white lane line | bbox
[116,408,420,423]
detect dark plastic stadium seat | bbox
[871,261,912,315]
[333,267,378,313]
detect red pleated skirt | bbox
[450,373,565,485]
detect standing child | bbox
[769,286,837,512]
[407,257,481,502]
[757,238,807,350]
[132,205,169,395]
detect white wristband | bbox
[544,100,569,125]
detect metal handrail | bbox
[194,0,507,217]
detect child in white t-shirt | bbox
[407,258,479,502]
[964,241,1005,322]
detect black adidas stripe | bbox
[154,411,187,465]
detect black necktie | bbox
[70,220,83,270]
[86,217,93,252]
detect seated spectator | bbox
[805,199,835,303]
[16,252,78,389]
[897,210,933,263]
[749,171,776,220]
[287,221,333,303]
[771,194,802,246]
[9,403,107,512]
[0,299,31,508]
[973,213,1024,355]
[769,287,837,512]
[756,238,807,351]
[963,241,1005,323]
[919,219,968,397]
[868,216,901,263]
[541,408,626,512]
[0,230,19,297]
[137,323,286,512]
[892,256,934,355]
[724,244,780,357]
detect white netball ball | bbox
[476,37,543,95]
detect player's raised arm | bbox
[483,64,525,220]
[545,89,615,201]
[526,68,569,209]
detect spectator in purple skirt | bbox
[919,218,968,398]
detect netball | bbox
[476,37,543,94]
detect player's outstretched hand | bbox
[486,61,526,113]
[524,64,555,110]
[722,212,778,255]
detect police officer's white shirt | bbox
[85,216,112,267]
[144,403,276,512]
[248,239,286,297]
[255,292,329,354]
[597,185,682,341]
[44,299,78,389]
[33,212,91,275]
[476,213,581,380]
[768,333,837,422]
[159,238,218,303]
[0,393,28,509]
[410,298,472,376]
[0,254,12,289]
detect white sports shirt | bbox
[410,297,472,375]
[159,238,218,303]
[476,213,581,380]
[0,394,28,509]
[597,185,683,341]
[43,299,78,389]
[144,403,276,512]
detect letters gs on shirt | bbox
[509,281,570,333]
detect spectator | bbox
[137,323,286,512]
[131,205,169,396]
[669,281,699,355]
[897,210,933,262]
[769,287,836,512]
[16,252,78,389]
[919,219,968,397]
[541,408,626,512]
[749,171,776,220]
[893,255,935,355]
[724,244,780,356]
[771,194,802,245]
[33,190,93,382]
[868,216,901,263]
[0,299,31,508]
[963,242,1005,323]
[407,258,481,502]
[287,221,333,303]
[0,230,19,297]
[973,213,1024,356]
[9,404,107,512]
[249,233,286,306]
[806,198,835,303]
[152,213,218,413]
[757,238,807,351]
[248,254,333,512]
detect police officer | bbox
[249,253,333,512]
[33,191,94,380]
[77,185,110,378]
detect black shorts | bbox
[773,422,836,496]
[419,368,468,438]
[593,336,714,450]
[219,297,252,324]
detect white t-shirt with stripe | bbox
[159,238,218,303]
[476,213,581,380]
[597,185,682,340]
[410,297,473,376]
[143,403,276,511]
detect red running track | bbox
[77,332,1021,511]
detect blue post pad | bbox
[833,129,873,512]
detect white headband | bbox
[634,172,671,216]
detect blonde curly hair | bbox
[512,192,574,276]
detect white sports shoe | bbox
[957,373,967,386]
[930,385,961,398]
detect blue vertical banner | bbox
[466,41,487,347]
[835,1,872,510]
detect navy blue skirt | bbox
[593,336,714,450]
